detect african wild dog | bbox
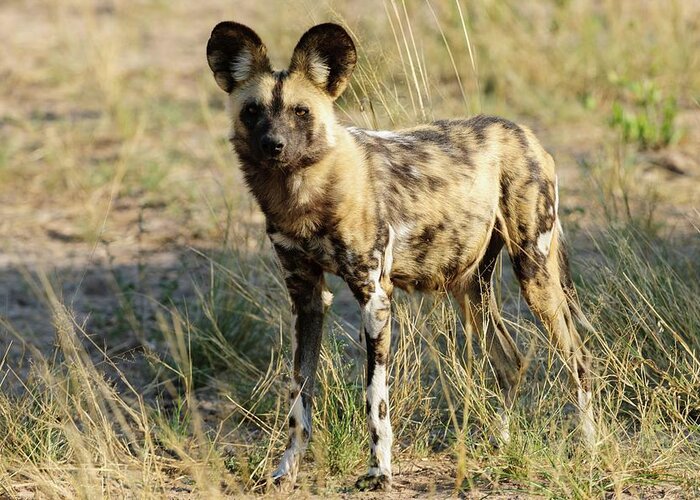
[207,22,596,491]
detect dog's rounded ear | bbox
[289,23,357,100]
[207,22,272,93]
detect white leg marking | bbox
[363,226,395,479]
[496,410,511,444]
[272,380,308,481]
[321,289,334,308]
[537,226,555,256]
[273,438,301,481]
[384,225,395,276]
[367,363,392,477]
[362,252,388,338]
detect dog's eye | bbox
[294,107,309,117]
[245,104,261,115]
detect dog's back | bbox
[345,116,557,293]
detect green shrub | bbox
[609,79,681,150]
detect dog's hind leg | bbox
[509,218,595,446]
[453,227,523,444]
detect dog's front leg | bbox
[270,246,327,488]
[349,247,395,491]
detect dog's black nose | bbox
[261,135,286,157]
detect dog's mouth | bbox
[232,139,316,173]
[260,151,315,173]
[262,155,292,170]
[240,147,293,170]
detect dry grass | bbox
[1,0,699,497]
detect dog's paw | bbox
[490,411,511,448]
[269,450,300,492]
[268,472,295,493]
[355,473,391,491]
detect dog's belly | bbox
[388,215,493,292]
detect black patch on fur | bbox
[467,114,527,147]
[270,71,288,115]
[281,259,324,305]
[388,160,420,184]
[289,416,297,428]
[427,175,447,191]
[499,172,514,220]
[525,157,542,188]
[414,247,429,266]
[371,429,380,445]
[474,225,505,281]
[366,333,388,390]
[441,252,463,281]
[578,363,589,390]
[419,225,437,243]
[369,339,388,366]
[412,225,438,265]
[378,400,387,420]
[289,388,300,401]
[535,181,556,235]
[411,128,444,143]
[366,335,375,385]
[512,249,548,282]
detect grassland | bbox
[1,0,699,497]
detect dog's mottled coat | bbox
[207,21,595,491]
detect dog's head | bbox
[207,22,356,171]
